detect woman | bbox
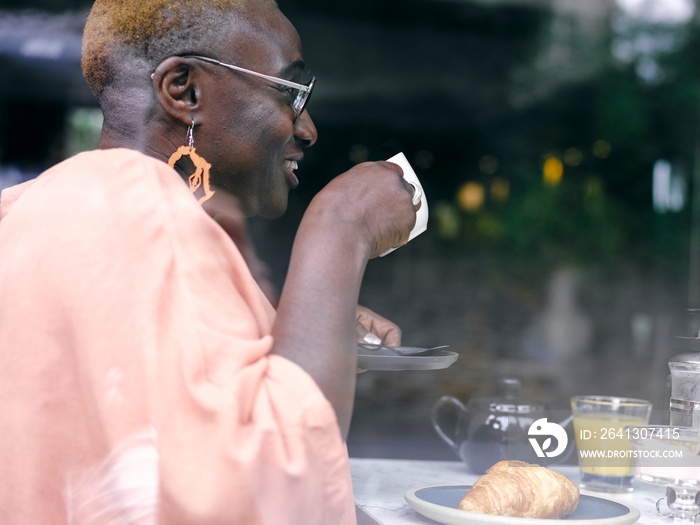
[0,0,417,524]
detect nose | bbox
[294,109,318,148]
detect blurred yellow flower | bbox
[564,147,583,167]
[491,177,510,202]
[592,140,611,159]
[543,156,563,185]
[458,182,485,211]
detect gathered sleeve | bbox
[0,149,355,525]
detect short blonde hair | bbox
[82,0,277,99]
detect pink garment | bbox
[0,149,355,525]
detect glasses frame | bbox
[182,55,315,122]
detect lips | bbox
[283,159,300,188]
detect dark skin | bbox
[97,4,417,437]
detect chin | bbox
[259,202,288,219]
[256,189,290,219]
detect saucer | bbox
[405,485,640,524]
[357,346,458,371]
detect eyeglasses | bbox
[183,55,315,122]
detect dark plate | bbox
[404,485,640,525]
[357,347,458,371]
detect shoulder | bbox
[36,148,194,216]
[50,148,177,187]
[2,148,208,248]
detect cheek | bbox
[211,112,265,166]
[204,101,293,193]
[246,112,295,177]
[251,103,293,139]
[229,106,286,153]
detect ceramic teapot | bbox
[431,378,573,474]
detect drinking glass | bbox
[571,395,652,492]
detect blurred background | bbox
[2,0,700,461]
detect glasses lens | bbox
[293,77,315,121]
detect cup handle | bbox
[431,396,466,453]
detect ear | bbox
[152,56,201,126]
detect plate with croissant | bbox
[405,461,640,525]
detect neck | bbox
[98,118,177,167]
[98,117,145,149]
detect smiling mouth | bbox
[284,159,299,188]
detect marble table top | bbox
[350,458,671,525]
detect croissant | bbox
[458,460,579,519]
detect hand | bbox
[355,305,401,346]
[311,161,418,258]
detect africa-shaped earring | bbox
[168,121,215,204]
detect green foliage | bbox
[504,179,623,268]
[433,11,700,280]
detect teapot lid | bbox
[669,352,700,370]
[472,378,547,413]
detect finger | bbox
[407,182,423,212]
[407,181,422,206]
[381,326,402,347]
[357,321,382,344]
[378,160,404,177]
[380,161,416,203]
[390,168,420,213]
[356,305,402,345]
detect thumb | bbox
[356,322,382,345]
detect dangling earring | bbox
[168,121,215,204]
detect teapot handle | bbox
[431,396,466,453]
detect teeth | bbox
[284,160,298,171]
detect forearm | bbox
[270,202,371,438]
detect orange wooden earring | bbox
[168,121,215,204]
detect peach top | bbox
[0,149,355,525]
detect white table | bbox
[350,458,670,524]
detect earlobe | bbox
[152,57,200,126]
